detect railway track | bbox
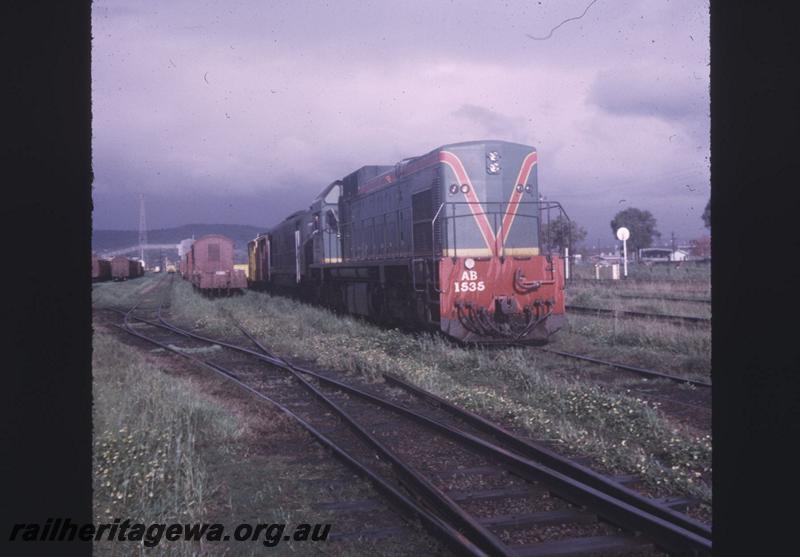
[506,344,711,431]
[514,344,711,389]
[107,280,711,556]
[565,305,710,327]
[613,294,711,305]
[567,278,709,289]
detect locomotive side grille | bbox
[412,189,433,255]
[431,176,442,256]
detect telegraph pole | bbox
[138,193,148,268]
[670,231,676,261]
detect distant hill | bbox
[92,224,265,263]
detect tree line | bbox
[542,198,711,257]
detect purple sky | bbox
[92,0,709,248]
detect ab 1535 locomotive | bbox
[248,139,569,343]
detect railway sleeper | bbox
[314,498,386,512]
[513,534,654,557]
[327,525,409,542]
[479,508,597,530]
[653,496,700,512]
[447,485,540,503]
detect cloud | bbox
[91,0,710,243]
[451,104,528,142]
[588,66,707,122]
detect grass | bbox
[567,284,711,319]
[93,325,244,555]
[166,279,712,507]
[557,270,711,378]
[555,315,711,378]
[571,260,711,284]
[93,312,442,556]
[92,273,164,310]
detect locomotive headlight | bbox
[460,183,470,194]
[515,184,524,193]
[524,183,534,194]
[487,151,501,174]
[464,258,475,270]
[449,183,459,195]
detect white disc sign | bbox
[616,227,630,241]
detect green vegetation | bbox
[93,326,243,555]
[543,215,588,252]
[570,261,711,285]
[92,274,163,310]
[558,267,711,378]
[609,207,661,256]
[93,314,441,555]
[167,280,712,506]
[702,199,711,229]
[555,315,710,378]
[567,283,710,318]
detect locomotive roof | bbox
[436,139,537,151]
[313,179,343,202]
[192,233,234,243]
[354,139,537,196]
[281,209,308,222]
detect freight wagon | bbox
[110,256,143,281]
[186,234,247,295]
[91,253,111,282]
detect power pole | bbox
[138,193,148,268]
[670,231,676,260]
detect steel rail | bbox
[518,344,712,388]
[233,326,514,557]
[568,277,710,287]
[566,304,710,326]
[143,316,711,556]
[115,317,491,557]
[112,286,711,555]
[381,373,711,540]
[277,368,712,556]
[615,294,711,305]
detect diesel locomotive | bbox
[248,140,569,343]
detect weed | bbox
[166,279,712,505]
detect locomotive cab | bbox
[430,141,568,343]
[310,180,344,266]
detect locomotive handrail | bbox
[431,200,569,259]
[430,203,447,293]
[336,200,571,273]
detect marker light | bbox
[460,183,470,194]
[516,184,524,193]
[449,183,459,195]
[487,151,501,174]
[464,258,475,270]
[524,183,534,194]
